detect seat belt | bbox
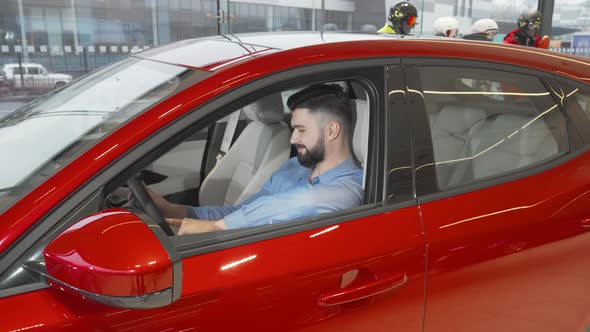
[216,110,241,163]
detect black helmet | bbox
[388,1,418,35]
[517,9,542,38]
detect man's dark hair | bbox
[287,83,353,138]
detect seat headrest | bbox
[244,94,285,124]
[352,99,369,166]
[435,106,486,134]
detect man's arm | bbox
[169,182,362,234]
[187,160,283,220]
[166,217,227,235]
[223,182,362,229]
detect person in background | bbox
[433,16,459,38]
[503,9,548,48]
[377,1,418,35]
[463,18,498,41]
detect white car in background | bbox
[2,63,72,91]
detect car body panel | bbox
[421,133,590,331]
[1,206,425,331]
[174,207,425,331]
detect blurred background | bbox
[0,0,587,115]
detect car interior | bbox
[422,68,568,190]
[103,80,371,235]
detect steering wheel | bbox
[126,175,174,236]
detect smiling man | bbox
[150,83,364,235]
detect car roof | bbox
[134,32,386,70]
[133,31,590,83]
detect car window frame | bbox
[548,76,590,152]
[114,62,397,257]
[402,57,573,204]
[0,58,413,294]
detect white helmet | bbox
[433,17,459,38]
[471,19,499,40]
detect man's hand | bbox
[135,184,187,219]
[166,218,227,235]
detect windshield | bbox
[0,57,208,213]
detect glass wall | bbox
[0,0,587,104]
[0,0,354,86]
[551,1,590,56]
[0,1,219,77]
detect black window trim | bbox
[384,63,417,204]
[549,75,590,152]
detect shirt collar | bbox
[312,157,358,184]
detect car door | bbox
[0,62,426,331]
[404,59,590,331]
[11,65,26,90]
[36,65,52,90]
[164,65,426,332]
[24,65,41,90]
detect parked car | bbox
[2,63,72,91]
[1,32,590,331]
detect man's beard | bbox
[296,138,325,168]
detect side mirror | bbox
[24,208,181,309]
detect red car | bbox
[1,32,590,331]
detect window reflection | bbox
[418,66,569,192]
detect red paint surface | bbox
[44,208,172,296]
[421,153,590,331]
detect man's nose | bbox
[290,131,298,145]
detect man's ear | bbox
[327,121,342,141]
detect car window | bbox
[420,66,568,190]
[28,67,40,75]
[12,67,25,75]
[105,80,371,237]
[0,58,209,214]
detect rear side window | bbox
[419,66,568,190]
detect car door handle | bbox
[317,273,408,307]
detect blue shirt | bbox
[187,157,363,229]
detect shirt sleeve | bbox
[186,204,240,220]
[185,163,279,220]
[223,182,363,229]
[223,186,311,228]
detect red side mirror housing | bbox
[27,208,181,309]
